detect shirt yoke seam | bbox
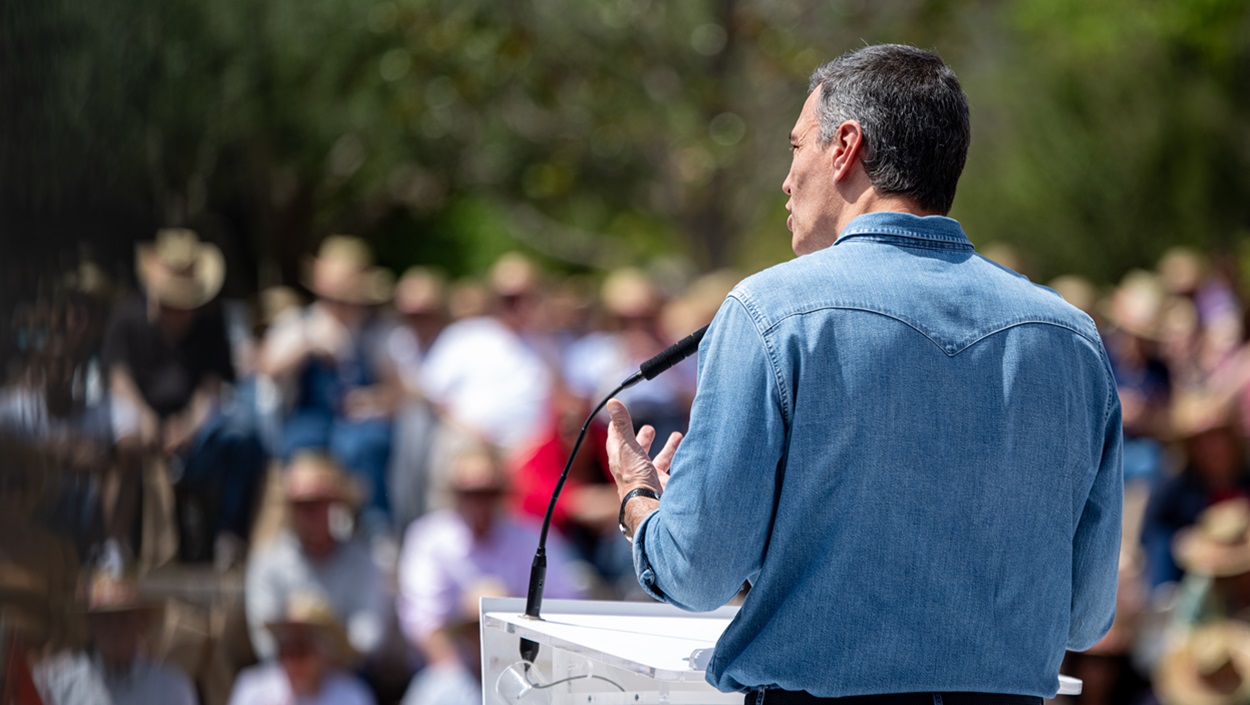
[754,305,1102,356]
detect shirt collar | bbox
[835,211,972,249]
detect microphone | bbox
[618,324,710,391]
[519,324,709,665]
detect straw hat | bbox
[284,453,365,508]
[264,593,358,667]
[302,235,393,306]
[394,267,448,316]
[1156,621,1250,705]
[489,253,541,298]
[1159,247,1207,296]
[602,268,662,318]
[136,229,225,310]
[1046,275,1098,317]
[1101,269,1167,341]
[1174,499,1250,578]
[1170,389,1238,442]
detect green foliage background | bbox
[3,0,1248,290]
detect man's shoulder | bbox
[725,252,859,330]
[730,247,1101,348]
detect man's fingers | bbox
[653,432,683,474]
[606,400,640,451]
[636,425,656,454]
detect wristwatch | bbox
[618,487,661,542]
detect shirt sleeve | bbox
[633,295,788,612]
[1067,379,1123,650]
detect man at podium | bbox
[606,44,1122,705]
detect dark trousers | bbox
[746,692,1043,705]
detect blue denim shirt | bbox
[633,212,1122,698]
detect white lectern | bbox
[481,598,1081,705]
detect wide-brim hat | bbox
[489,253,541,298]
[1170,389,1238,443]
[1174,498,1250,578]
[1100,269,1166,341]
[136,228,225,311]
[1156,621,1250,705]
[264,593,358,667]
[602,268,662,318]
[394,266,448,315]
[284,452,366,508]
[1046,275,1098,317]
[301,235,393,306]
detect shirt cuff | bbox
[631,509,669,603]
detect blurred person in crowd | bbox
[84,571,197,705]
[244,453,388,665]
[510,386,635,597]
[1143,393,1250,590]
[258,236,400,531]
[229,594,375,705]
[0,433,106,705]
[1170,499,1250,627]
[542,275,597,357]
[101,228,265,565]
[0,333,112,556]
[397,447,582,664]
[1153,621,1250,705]
[1103,271,1173,486]
[387,267,449,388]
[399,579,502,705]
[1159,248,1243,363]
[564,268,695,445]
[386,266,449,530]
[249,286,305,455]
[419,254,555,469]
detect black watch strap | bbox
[618,487,661,540]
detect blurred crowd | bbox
[1040,248,1250,705]
[9,230,1250,705]
[0,230,730,705]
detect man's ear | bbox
[829,120,864,183]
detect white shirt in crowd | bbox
[227,664,374,705]
[245,531,388,661]
[419,316,552,451]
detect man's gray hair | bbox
[809,44,970,215]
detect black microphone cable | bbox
[519,324,708,665]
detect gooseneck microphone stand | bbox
[519,324,709,665]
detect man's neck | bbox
[834,190,941,241]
